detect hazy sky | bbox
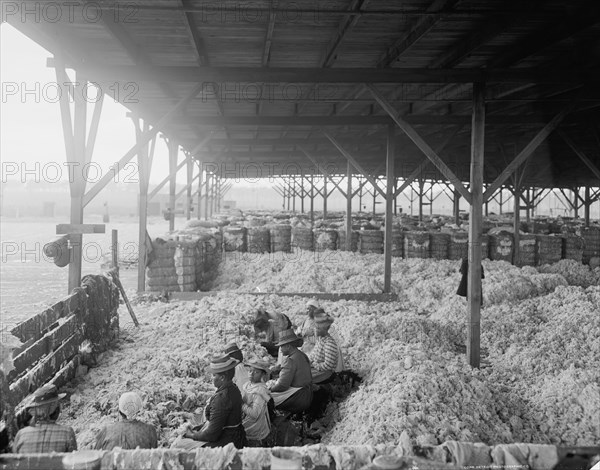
[1,23,177,186]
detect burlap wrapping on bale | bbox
[578,226,600,264]
[404,231,430,259]
[269,224,292,253]
[448,232,468,260]
[489,232,513,262]
[314,229,338,251]
[247,227,270,253]
[535,234,563,266]
[430,232,450,260]
[81,274,119,352]
[562,234,584,262]
[292,227,314,251]
[359,230,384,254]
[517,234,537,266]
[337,230,359,252]
[223,226,247,252]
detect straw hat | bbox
[208,355,239,374]
[275,329,302,346]
[306,299,320,309]
[27,384,66,408]
[244,359,271,374]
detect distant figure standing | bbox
[456,258,484,304]
[93,392,157,450]
[12,384,77,454]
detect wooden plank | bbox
[55,224,105,234]
[367,84,472,204]
[558,130,600,182]
[169,292,398,302]
[10,333,82,406]
[46,61,596,84]
[9,315,79,382]
[10,294,80,343]
[467,82,485,369]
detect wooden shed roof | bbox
[7,0,600,188]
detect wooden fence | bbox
[1,273,120,432]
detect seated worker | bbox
[308,312,344,384]
[224,342,249,390]
[172,355,246,449]
[266,329,312,414]
[298,299,322,354]
[240,359,272,446]
[94,391,157,450]
[13,384,77,454]
[253,308,292,358]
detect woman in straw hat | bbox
[223,342,250,390]
[241,359,272,446]
[172,355,246,449]
[308,313,344,384]
[93,391,157,450]
[12,384,77,454]
[266,329,313,413]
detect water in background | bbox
[0,215,173,327]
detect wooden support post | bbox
[216,177,222,213]
[393,178,398,215]
[573,187,579,218]
[484,184,489,216]
[68,71,87,294]
[384,124,395,293]
[323,176,328,219]
[286,178,291,211]
[133,118,155,292]
[513,182,521,266]
[301,177,305,214]
[346,161,353,251]
[467,81,485,369]
[584,186,591,226]
[418,177,424,222]
[454,189,460,226]
[197,162,203,220]
[204,173,211,220]
[292,177,296,213]
[499,187,504,214]
[186,155,193,220]
[168,140,178,231]
[372,182,377,216]
[310,173,315,226]
[525,188,531,223]
[112,229,119,268]
[359,177,364,212]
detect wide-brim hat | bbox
[244,359,271,374]
[306,299,320,309]
[275,329,302,346]
[27,384,66,408]
[208,355,239,374]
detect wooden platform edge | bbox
[169,292,398,302]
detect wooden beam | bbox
[483,100,577,201]
[558,131,600,182]
[56,224,105,235]
[299,147,348,198]
[148,158,187,201]
[346,161,353,251]
[467,82,485,369]
[324,133,386,198]
[46,61,598,84]
[368,84,471,203]
[83,83,203,207]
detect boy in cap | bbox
[93,391,158,450]
[12,384,77,454]
[241,359,272,446]
[172,355,246,449]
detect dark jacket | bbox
[195,381,245,448]
[94,420,157,450]
[457,258,484,297]
[271,349,313,413]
